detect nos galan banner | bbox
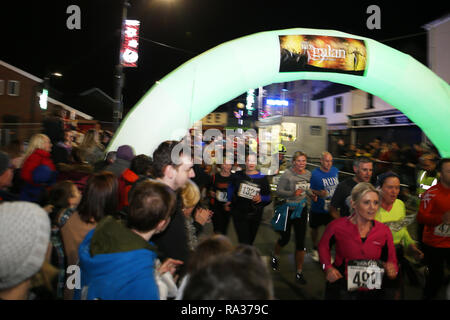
[279,35,367,76]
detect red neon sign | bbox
[120,20,140,67]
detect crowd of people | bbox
[0,119,448,300]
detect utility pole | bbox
[113,0,130,130]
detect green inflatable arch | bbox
[108,28,450,157]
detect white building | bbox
[311,82,422,153]
[423,14,450,84]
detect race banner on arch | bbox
[279,35,367,75]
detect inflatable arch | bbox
[107,28,450,157]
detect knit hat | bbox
[0,151,11,175]
[0,202,51,290]
[116,145,135,161]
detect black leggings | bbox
[211,203,231,235]
[422,244,450,300]
[232,209,263,245]
[277,207,308,251]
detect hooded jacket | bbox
[74,216,160,300]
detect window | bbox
[0,80,4,95]
[280,122,297,142]
[366,93,374,109]
[7,80,20,96]
[334,96,342,113]
[318,101,325,115]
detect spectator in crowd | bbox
[46,180,82,299]
[104,144,134,177]
[42,106,65,147]
[58,171,119,299]
[78,129,105,166]
[329,156,373,219]
[20,133,56,204]
[51,129,74,165]
[181,179,213,251]
[118,154,153,211]
[319,182,398,300]
[0,151,16,202]
[100,130,113,149]
[176,234,234,300]
[152,140,195,269]
[93,151,116,172]
[417,158,450,300]
[56,147,94,194]
[75,180,182,300]
[0,202,51,300]
[183,244,274,300]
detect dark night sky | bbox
[2,0,448,114]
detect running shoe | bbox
[296,272,307,285]
[310,249,319,262]
[270,253,279,271]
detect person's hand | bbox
[325,267,343,283]
[294,189,303,197]
[224,202,231,212]
[310,193,318,202]
[252,194,261,204]
[195,208,213,225]
[384,262,397,280]
[158,258,183,276]
[409,244,424,261]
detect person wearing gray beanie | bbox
[0,201,51,300]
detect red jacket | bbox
[118,169,139,210]
[318,217,398,278]
[417,183,450,248]
[21,149,56,184]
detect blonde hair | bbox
[23,134,50,161]
[80,129,104,150]
[350,182,380,214]
[181,179,201,209]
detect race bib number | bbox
[347,260,384,291]
[434,223,450,237]
[216,190,228,202]
[384,214,417,233]
[238,182,260,200]
[296,181,310,191]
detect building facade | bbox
[0,60,92,146]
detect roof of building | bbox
[1,60,93,120]
[423,14,450,30]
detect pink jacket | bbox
[318,217,398,278]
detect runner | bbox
[375,171,424,299]
[417,158,450,300]
[209,162,234,235]
[270,151,317,284]
[318,182,398,300]
[309,151,339,261]
[225,153,271,245]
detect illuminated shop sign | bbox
[121,20,140,67]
